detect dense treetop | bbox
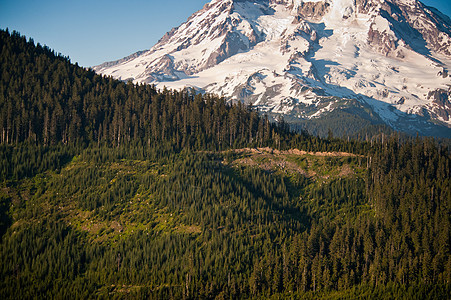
[0,29,449,299]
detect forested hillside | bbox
[0,29,450,299]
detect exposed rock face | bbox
[95,0,451,137]
[367,24,398,56]
[360,0,451,58]
[393,0,451,57]
[428,89,451,122]
[296,1,330,21]
[207,31,250,67]
[355,0,378,14]
[144,55,183,82]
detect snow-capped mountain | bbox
[94,0,451,137]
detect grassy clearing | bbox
[226,147,366,182]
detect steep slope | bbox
[95,0,451,137]
[1,28,450,300]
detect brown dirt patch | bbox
[110,221,123,232]
[231,148,359,157]
[339,164,355,177]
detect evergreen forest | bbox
[0,29,450,299]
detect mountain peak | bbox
[95,0,451,137]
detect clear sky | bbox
[1,0,450,67]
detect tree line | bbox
[0,29,449,299]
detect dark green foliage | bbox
[0,29,281,151]
[289,109,389,139]
[0,194,11,241]
[0,30,376,156]
[0,143,75,180]
[0,29,449,299]
[1,143,448,299]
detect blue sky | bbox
[0,0,210,67]
[1,0,450,67]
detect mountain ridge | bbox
[95,0,451,138]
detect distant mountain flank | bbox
[95,0,451,138]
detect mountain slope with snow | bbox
[95,0,451,137]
